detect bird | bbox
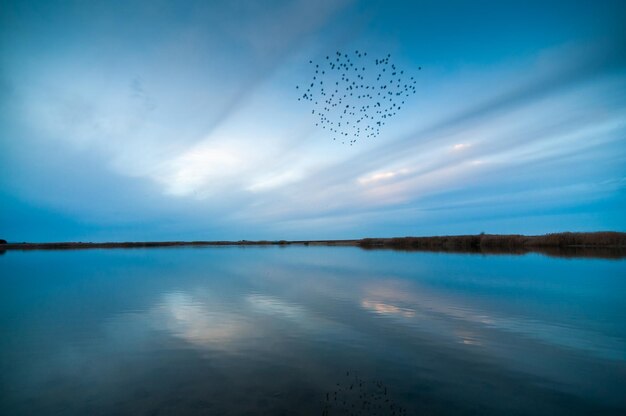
[296,51,421,145]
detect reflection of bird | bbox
[296,51,422,145]
[321,372,408,415]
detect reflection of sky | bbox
[1,1,625,241]
[1,247,625,414]
[153,292,249,349]
[361,279,625,360]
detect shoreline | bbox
[1,232,625,256]
[0,239,360,250]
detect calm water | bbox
[1,246,625,415]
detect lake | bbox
[1,246,624,415]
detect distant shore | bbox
[1,232,625,259]
[0,239,359,250]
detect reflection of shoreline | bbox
[361,245,626,260]
[1,232,625,259]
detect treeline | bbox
[358,232,626,250]
[2,233,624,256]
[0,239,358,250]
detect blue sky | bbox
[1,0,625,242]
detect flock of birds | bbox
[321,372,408,416]
[297,51,421,145]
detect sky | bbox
[1,0,625,242]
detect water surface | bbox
[1,246,624,415]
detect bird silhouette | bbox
[297,51,421,145]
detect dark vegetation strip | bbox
[1,233,625,259]
[358,232,626,259]
[0,239,359,250]
[358,232,626,249]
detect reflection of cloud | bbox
[244,293,351,339]
[361,299,415,318]
[360,282,418,319]
[152,292,247,349]
[455,330,483,346]
[150,291,348,351]
[361,279,625,361]
[362,281,414,303]
[246,294,305,320]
